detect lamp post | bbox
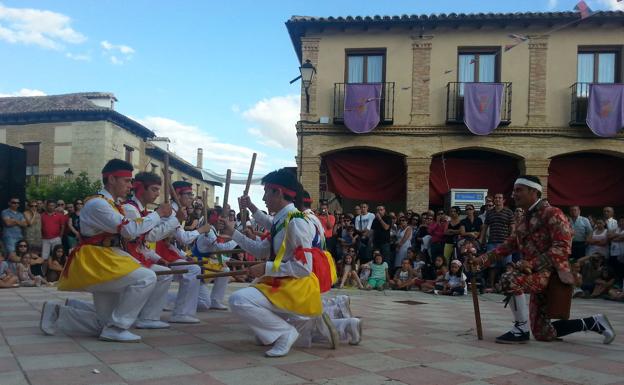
[299,59,316,114]
[64,168,74,179]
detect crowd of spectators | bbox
[2,193,623,303]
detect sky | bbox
[0,0,622,206]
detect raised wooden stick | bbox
[240,153,257,224]
[163,153,170,203]
[222,169,232,212]
[155,269,188,276]
[196,270,248,279]
[470,274,484,340]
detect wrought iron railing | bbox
[446,82,512,125]
[333,82,395,125]
[570,82,591,125]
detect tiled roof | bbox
[0,92,154,139]
[286,11,624,60]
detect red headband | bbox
[102,170,132,178]
[175,186,193,194]
[265,183,297,198]
[303,198,312,204]
[132,180,160,198]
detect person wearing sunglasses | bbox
[2,198,27,259]
[23,200,42,254]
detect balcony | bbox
[569,82,624,125]
[446,82,512,125]
[333,82,395,125]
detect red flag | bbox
[504,43,519,52]
[574,0,592,19]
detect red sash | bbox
[294,246,332,293]
[62,233,119,277]
[123,199,153,267]
[155,240,181,263]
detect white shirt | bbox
[196,228,237,257]
[80,189,161,240]
[233,203,315,278]
[606,217,618,232]
[171,201,201,245]
[355,212,375,232]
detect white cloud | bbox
[547,0,558,10]
[595,0,624,10]
[100,40,134,65]
[0,2,86,50]
[65,52,90,61]
[0,88,46,97]
[241,94,300,150]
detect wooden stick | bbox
[202,189,208,221]
[222,169,232,212]
[196,270,248,279]
[470,274,484,340]
[226,260,265,267]
[163,153,170,203]
[155,269,188,276]
[240,153,257,224]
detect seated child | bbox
[439,259,467,296]
[339,249,364,289]
[0,253,19,288]
[390,258,417,290]
[17,253,47,287]
[46,244,66,283]
[421,256,448,293]
[365,250,389,290]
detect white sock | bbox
[510,294,529,333]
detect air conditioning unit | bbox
[444,188,488,212]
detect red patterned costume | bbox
[482,199,572,341]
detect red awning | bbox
[429,155,519,206]
[548,153,624,207]
[324,150,406,202]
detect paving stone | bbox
[0,356,20,373]
[529,363,623,385]
[6,334,72,345]
[276,359,364,381]
[335,352,415,372]
[78,340,152,352]
[110,358,200,381]
[378,365,472,385]
[357,338,413,352]
[427,359,518,379]
[158,342,229,358]
[128,373,225,385]
[93,348,170,365]
[209,365,304,385]
[182,353,259,372]
[425,342,497,358]
[11,341,84,356]
[18,352,100,371]
[511,346,588,364]
[315,373,408,385]
[0,370,30,385]
[25,365,126,385]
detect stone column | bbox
[300,155,322,205]
[406,157,432,212]
[300,37,321,122]
[522,158,551,198]
[527,35,549,126]
[410,40,432,125]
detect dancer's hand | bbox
[197,222,212,234]
[156,203,173,218]
[247,262,266,278]
[218,217,235,236]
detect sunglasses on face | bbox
[17,244,27,248]
[10,201,19,205]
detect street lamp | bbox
[64,168,74,178]
[299,59,316,113]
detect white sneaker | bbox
[134,320,171,329]
[336,295,353,318]
[169,315,200,324]
[320,312,339,350]
[163,302,174,312]
[347,318,362,345]
[99,326,141,343]
[209,301,228,311]
[265,329,299,357]
[594,314,616,345]
[39,301,59,336]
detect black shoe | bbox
[495,330,530,344]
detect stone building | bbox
[0,92,218,205]
[286,11,624,213]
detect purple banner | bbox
[587,84,624,138]
[463,83,504,136]
[344,83,382,134]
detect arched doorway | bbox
[548,152,624,213]
[321,148,406,213]
[429,150,521,209]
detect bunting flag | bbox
[344,83,382,134]
[586,84,624,138]
[444,69,453,74]
[508,33,528,42]
[504,43,519,52]
[463,83,504,135]
[574,0,592,19]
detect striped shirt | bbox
[484,207,514,244]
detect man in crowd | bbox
[354,203,375,263]
[480,193,514,288]
[604,207,618,232]
[317,201,336,256]
[41,200,65,270]
[569,205,592,261]
[372,205,392,266]
[1,197,26,260]
[470,176,615,345]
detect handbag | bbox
[545,270,573,320]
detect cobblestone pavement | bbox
[1,284,622,385]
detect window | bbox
[577,48,620,84]
[345,49,385,83]
[22,142,40,176]
[124,145,134,163]
[458,48,500,94]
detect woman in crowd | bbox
[17,253,47,287]
[66,199,83,250]
[443,206,462,261]
[393,216,413,273]
[459,204,482,241]
[46,244,67,283]
[14,240,44,277]
[587,219,609,257]
[428,214,448,264]
[23,200,42,254]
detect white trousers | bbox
[140,264,173,321]
[41,237,62,260]
[56,267,156,335]
[170,261,201,316]
[229,287,311,345]
[311,318,352,343]
[197,266,230,309]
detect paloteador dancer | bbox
[220,168,337,357]
[470,175,615,344]
[39,159,173,342]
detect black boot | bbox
[495,321,530,344]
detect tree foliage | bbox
[26,172,102,203]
